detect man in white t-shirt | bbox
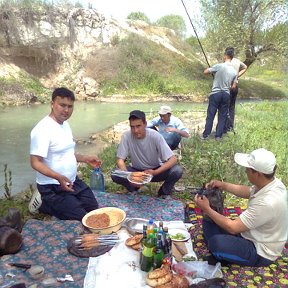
[29,87,100,220]
[224,47,247,133]
[111,110,183,198]
[194,148,288,266]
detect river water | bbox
[0,101,199,197]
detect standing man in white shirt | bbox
[224,47,247,133]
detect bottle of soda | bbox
[140,224,148,263]
[163,227,172,262]
[140,233,155,272]
[153,233,164,269]
[90,167,105,197]
[158,221,164,233]
[147,219,154,235]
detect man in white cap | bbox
[194,148,288,266]
[147,105,189,150]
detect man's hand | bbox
[57,175,74,192]
[86,156,102,168]
[206,180,224,190]
[144,169,157,176]
[165,127,176,133]
[75,154,102,168]
[194,194,211,212]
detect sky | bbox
[75,0,203,37]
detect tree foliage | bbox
[127,11,150,23]
[199,0,288,68]
[156,14,186,38]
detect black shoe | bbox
[203,254,230,267]
[202,254,218,265]
[189,278,226,288]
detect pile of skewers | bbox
[74,233,120,250]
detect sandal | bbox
[28,189,42,214]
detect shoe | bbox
[28,189,42,214]
[160,195,172,200]
[157,190,172,200]
[215,137,222,141]
[138,185,149,193]
[199,135,208,140]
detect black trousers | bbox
[37,177,98,221]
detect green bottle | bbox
[140,233,155,272]
[153,233,164,269]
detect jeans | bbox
[203,220,273,267]
[225,85,238,132]
[203,91,230,138]
[111,165,183,195]
[38,177,99,221]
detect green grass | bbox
[83,100,288,207]
[1,100,287,219]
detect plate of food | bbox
[127,172,152,185]
[168,228,190,242]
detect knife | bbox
[8,263,32,269]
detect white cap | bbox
[234,148,276,174]
[158,105,172,115]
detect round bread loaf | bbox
[131,242,141,250]
[155,274,189,288]
[146,272,173,287]
[125,234,143,247]
[148,266,170,279]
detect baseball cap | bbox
[234,148,276,174]
[129,110,146,121]
[158,105,172,115]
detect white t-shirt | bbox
[30,115,77,185]
[117,128,173,170]
[240,178,288,260]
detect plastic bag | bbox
[172,261,222,279]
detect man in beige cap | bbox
[194,148,288,266]
[147,105,189,150]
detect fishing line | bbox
[180,0,211,67]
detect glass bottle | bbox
[140,233,155,272]
[153,233,164,269]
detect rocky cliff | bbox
[0,7,194,104]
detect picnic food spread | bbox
[123,219,191,287]
[127,172,153,185]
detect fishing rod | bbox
[180,0,211,68]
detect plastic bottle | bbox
[140,233,156,272]
[147,219,154,235]
[90,167,105,196]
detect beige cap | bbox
[158,105,172,115]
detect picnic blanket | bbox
[185,202,288,288]
[95,191,185,221]
[0,219,87,288]
[0,192,184,287]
